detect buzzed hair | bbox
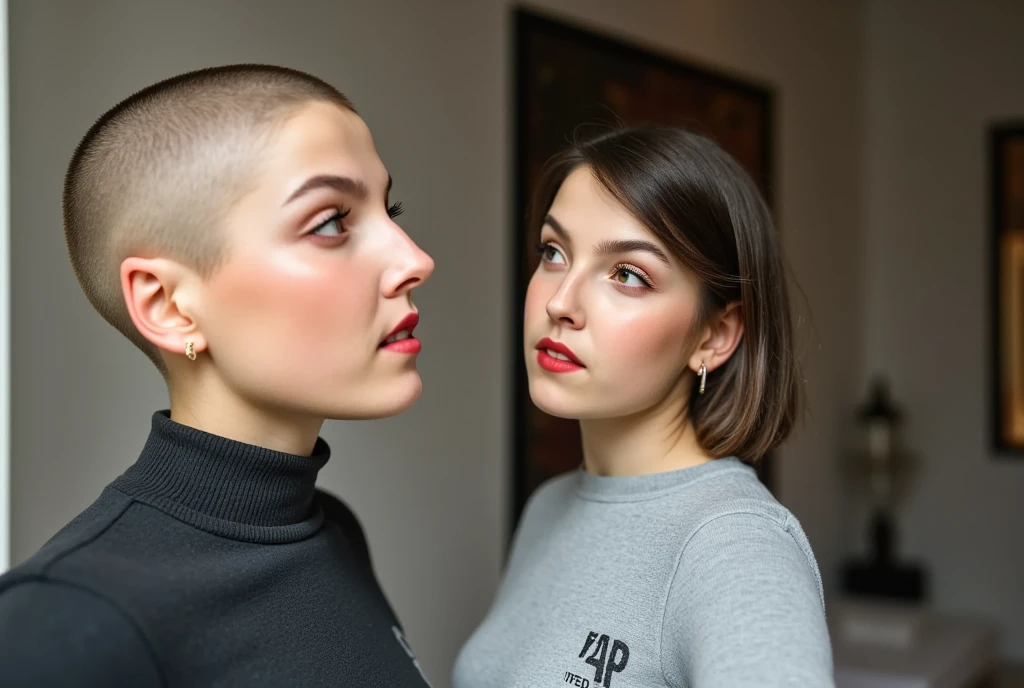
[63,64,355,376]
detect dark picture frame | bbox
[990,124,1024,455]
[511,8,777,527]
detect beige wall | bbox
[9,0,864,682]
[864,0,1024,661]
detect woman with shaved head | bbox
[0,65,435,687]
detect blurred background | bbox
[1,1,1023,686]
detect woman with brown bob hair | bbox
[454,127,833,687]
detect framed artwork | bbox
[511,8,777,525]
[990,124,1024,454]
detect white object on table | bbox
[829,600,998,688]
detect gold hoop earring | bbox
[698,362,707,394]
[185,341,196,361]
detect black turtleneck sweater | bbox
[0,411,432,687]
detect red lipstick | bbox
[536,337,584,373]
[380,312,421,354]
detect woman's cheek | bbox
[524,272,554,327]
[597,308,693,374]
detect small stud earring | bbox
[698,362,707,394]
[185,341,196,361]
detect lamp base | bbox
[841,559,928,602]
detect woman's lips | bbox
[536,337,584,373]
[380,312,421,354]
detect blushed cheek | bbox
[524,273,552,331]
[210,253,378,369]
[599,310,692,380]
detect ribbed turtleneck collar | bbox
[111,410,330,544]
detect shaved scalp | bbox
[63,64,355,376]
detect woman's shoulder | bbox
[683,498,817,567]
[670,458,802,538]
[660,480,832,684]
[674,490,825,613]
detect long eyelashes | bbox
[309,208,351,236]
[536,241,653,290]
[613,264,653,289]
[308,201,403,239]
[535,241,560,261]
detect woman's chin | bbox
[324,373,423,420]
[528,379,586,420]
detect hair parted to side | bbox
[530,126,802,464]
[63,64,356,377]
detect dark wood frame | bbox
[989,123,1024,455]
[510,7,778,531]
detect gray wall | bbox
[863,0,1024,660]
[9,0,865,682]
[0,0,9,572]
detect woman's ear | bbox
[121,256,207,358]
[688,301,744,374]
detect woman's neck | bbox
[168,373,324,456]
[579,386,713,478]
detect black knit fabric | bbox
[0,411,432,687]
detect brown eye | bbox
[308,207,351,238]
[536,242,566,265]
[612,265,652,289]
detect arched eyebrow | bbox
[284,174,393,206]
[544,213,671,266]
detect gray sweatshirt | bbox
[453,457,834,687]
